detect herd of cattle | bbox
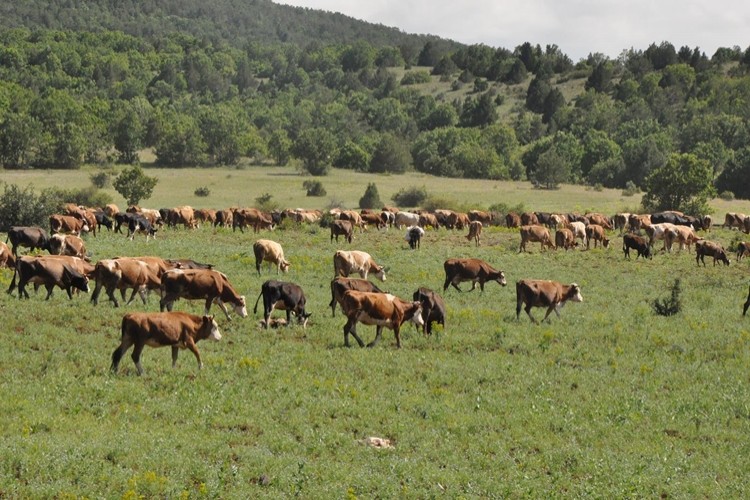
[2,202,750,374]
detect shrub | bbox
[194,187,211,197]
[400,70,431,85]
[255,193,278,211]
[359,183,382,209]
[622,181,640,197]
[303,180,326,197]
[90,171,112,189]
[392,186,428,207]
[719,190,735,201]
[652,279,682,316]
[488,202,526,215]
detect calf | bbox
[585,224,610,249]
[333,250,387,281]
[623,234,652,259]
[160,268,248,321]
[253,280,311,329]
[516,279,583,323]
[443,258,506,292]
[330,220,354,244]
[9,255,90,300]
[519,225,555,253]
[413,287,446,335]
[253,239,290,275]
[695,240,730,266]
[465,220,482,246]
[330,277,385,317]
[111,312,221,375]
[405,226,425,249]
[340,290,424,348]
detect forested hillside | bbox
[0,0,750,205]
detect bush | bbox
[719,190,735,201]
[392,186,429,207]
[652,279,682,316]
[90,171,112,189]
[622,181,640,197]
[303,180,327,197]
[255,193,278,211]
[194,187,211,197]
[400,70,431,85]
[359,183,382,209]
[488,202,526,215]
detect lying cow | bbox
[695,240,730,266]
[253,280,311,329]
[516,279,583,323]
[340,290,424,348]
[623,234,652,260]
[330,220,354,244]
[443,258,506,292]
[7,226,50,256]
[111,312,222,375]
[330,277,385,317]
[519,225,555,253]
[413,287,446,335]
[333,250,387,281]
[160,268,248,321]
[253,239,290,275]
[405,226,425,249]
[466,220,482,246]
[8,255,90,300]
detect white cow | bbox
[394,211,420,230]
[333,250,387,281]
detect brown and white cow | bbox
[519,225,555,253]
[695,240,730,266]
[253,239,290,275]
[50,214,89,236]
[516,279,583,323]
[111,312,222,375]
[333,250,387,281]
[8,255,90,300]
[666,225,702,252]
[644,222,678,252]
[555,228,577,250]
[329,277,386,316]
[330,220,354,244]
[160,268,248,320]
[339,210,366,232]
[466,220,482,246]
[613,213,630,233]
[443,258,506,292]
[585,224,610,249]
[737,242,750,261]
[90,258,163,307]
[48,234,88,260]
[104,204,120,218]
[340,290,424,348]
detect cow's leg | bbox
[211,298,232,321]
[171,346,179,368]
[525,304,538,324]
[90,282,102,304]
[131,342,146,375]
[286,309,293,327]
[542,305,556,322]
[44,284,55,300]
[367,326,383,348]
[125,287,139,305]
[393,325,402,348]
[344,317,364,347]
[450,281,464,292]
[111,339,132,373]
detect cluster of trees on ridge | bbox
[1,25,750,212]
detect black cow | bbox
[406,226,424,249]
[94,211,113,231]
[744,285,750,316]
[535,212,553,228]
[128,215,157,240]
[6,226,50,257]
[623,234,652,260]
[253,280,311,329]
[413,287,446,335]
[114,212,137,234]
[651,212,694,228]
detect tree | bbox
[291,128,336,176]
[369,134,411,173]
[113,165,158,205]
[525,77,551,114]
[334,141,370,171]
[716,146,750,199]
[642,153,715,214]
[530,148,570,189]
[459,92,498,128]
[359,183,382,209]
[268,129,292,166]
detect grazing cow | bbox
[535,212,552,227]
[128,207,163,227]
[433,209,454,228]
[405,226,425,249]
[333,250,387,281]
[623,234,652,260]
[418,212,439,230]
[666,225,702,252]
[329,277,386,317]
[49,214,89,236]
[194,209,217,225]
[233,208,274,233]
[380,210,395,228]
[6,226,50,256]
[586,213,612,230]
[645,222,681,252]
[340,290,424,348]
[214,209,233,228]
[695,240,730,267]
[555,228,577,250]
[111,312,221,375]
[466,220,482,246]
[0,241,14,269]
[549,214,567,230]
[585,224,610,249]
[339,210,367,232]
[114,212,136,233]
[94,211,113,232]
[505,212,521,228]
[48,234,88,260]
[90,258,163,307]
[516,279,583,323]
[446,211,470,230]
[519,225,555,253]
[168,206,197,229]
[468,210,493,226]
[160,268,248,320]
[330,220,354,244]
[443,258,506,292]
[253,280,311,329]
[701,215,712,232]
[166,258,214,270]
[253,239,290,275]
[723,212,746,230]
[737,242,750,261]
[360,211,386,230]
[394,211,420,230]
[569,221,588,247]
[413,287,446,335]
[744,286,750,316]
[613,213,630,233]
[8,255,90,300]
[521,212,539,226]
[128,215,158,241]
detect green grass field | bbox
[2,167,750,497]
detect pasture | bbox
[1,166,750,497]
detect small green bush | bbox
[652,279,682,316]
[303,180,327,197]
[719,190,735,201]
[622,181,640,197]
[255,193,278,211]
[392,186,428,207]
[400,70,431,85]
[90,171,112,189]
[359,183,382,209]
[194,187,211,197]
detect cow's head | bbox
[235,296,249,318]
[602,237,610,248]
[63,265,89,293]
[568,283,583,303]
[407,302,425,327]
[496,271,507,287]
[280,260,291,273]
[203,315,222,341]
[298,311,312,328]
[374,265,388,282]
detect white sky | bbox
[277,0,750,61]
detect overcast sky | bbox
[277,0,749,61]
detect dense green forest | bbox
[1,0,750,202]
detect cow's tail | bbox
[253,289,264,315]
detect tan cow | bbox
[468,210,493,226]
[111,312,222,375]
[233,208,273,233]
[90,258,163,307]
[253,239,290,275]
[340,290,424,348]
[466,220,482,246]
[0,241,14,269]
[48,234,88,260]
[49,214,89,236]
[568,221,588,247]
[695,240,730,266]
[333,250,387,281]
[516,279,583,323]
[519,225,555,253]
[160,268,248,320]
[555,228,577,250]
[585,224,610,249]
[666,225,702,252]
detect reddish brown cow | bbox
[516,279,583,323]
[519,225,555,253]
[468,210,493,226]
[506,212,521,228]
[737,242,750,261]
[466,220,482,246]
[555,228,577,250]
[90,258,163,307]
[360,211,385,229]
[194,209,217,225]
[111,312,222,375]
[585,224,610,249]
[329,277,386,316]
[8,255,90,300]
[330,220,354,244]
[446,211,470,230]
[160,268,248,320]
[520,212,539,226]
[340,290,424,348]
[695,240,730,266]
[50,214,89,236]
[418,213,439,229]
[586,213,612,229]
[443,258,506,292]
[233,208,274,233]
